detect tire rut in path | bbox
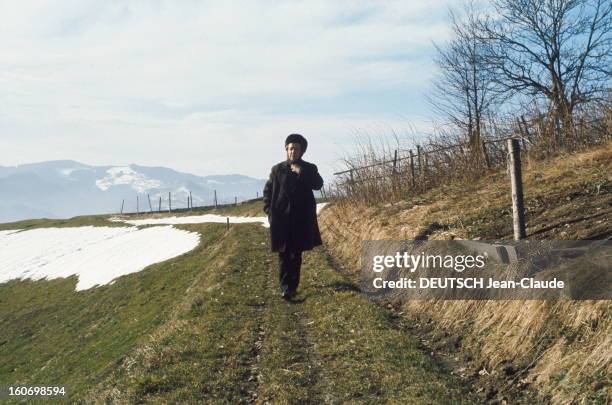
[249,251,324,404]
[295,247,479,404]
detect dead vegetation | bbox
[319,141,612,404]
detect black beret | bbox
[285,133,307,153]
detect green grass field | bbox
[0,213,476,404]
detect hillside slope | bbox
[318,141,612,404]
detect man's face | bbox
[286,142,302,161]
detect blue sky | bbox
[0,0,457,181]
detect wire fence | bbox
[331,115,610,203]
[118,188,327,215]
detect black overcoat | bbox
[263,158,324,253]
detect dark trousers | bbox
[278,248,302,293]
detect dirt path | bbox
[85,223,478,404]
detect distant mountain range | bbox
[0,160,267,223]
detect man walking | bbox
[263,134,324,300]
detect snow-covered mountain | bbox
[0,160,267,223]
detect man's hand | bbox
[290,163,302,176]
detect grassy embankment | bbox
[1,214,476,403]
[319,141,611,404]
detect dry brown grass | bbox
[332,109,612,211]
[319,141,612,404]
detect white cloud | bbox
[0,0,454,181]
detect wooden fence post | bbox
[235,196,237,206]
[158,196,162,212]
[168,192,172,213]
[214,190,218,208]
[392,149,398,193]
[416,145,422,178]
[147,194,152,212]
[516,118,528,153]
[520,115,529,135]
[507,139,526,240]
[226,217,230,230]
[136,195,139,215]
[409,149,416,189]
[189,191,193,210]
[120,199,124,214]
[482,140,491,169]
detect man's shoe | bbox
[281,290,296,300]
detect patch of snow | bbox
[176,186,190,196]
[108,203,329,227]
[0,230,20,238]
[95,166,162,192]
[59,168,77,176]
[0,225,200,291]
[110,214,271,228]
[206,179,224,185]
[316,202,329,214]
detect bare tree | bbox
[478,0,612,145]
[429,3,501,162]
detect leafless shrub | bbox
[329,0,611,205]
